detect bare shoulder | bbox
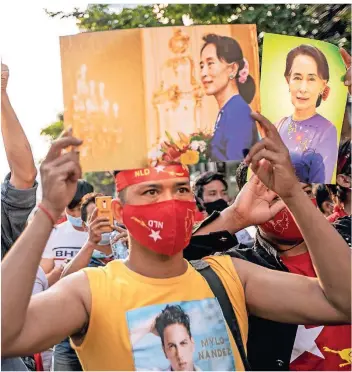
[230,257,249,284]
[48,270,92,315]
[230,256,271,289]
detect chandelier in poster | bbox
[60,24,260,172]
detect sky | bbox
[0,2,87,179]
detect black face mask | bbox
[204,198,228,215]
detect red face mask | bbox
[122,200,196,256]
[259,198,317,242]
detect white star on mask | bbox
[290,325,325,363]
[149,229,162,242]
[154,165,165,173]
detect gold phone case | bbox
[95,196,113,232]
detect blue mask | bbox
[98,232,112,246]
[66,213,83,228]
[92,249,113,260]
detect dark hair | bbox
[201,34,256,104]
[313,184,331,213]
[113,170,127,203]
[67,180,94,210]
[235,162,249,191]
[155,305,192,346]
[337,140,351,177]
[284,44,329,108]
[193,171,228,200]
[80,192,104,222]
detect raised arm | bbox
[61,242,95,278]
[1,132,88,357]
[232,257,348,325]
[193,175,285,237]
[3,271,90,357]
[242,112,351,320]
[61,207,112,278]
[1,63,37,189]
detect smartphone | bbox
[95,196,113,232]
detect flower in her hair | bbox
[238,58,249,84]
[180,150,199,165]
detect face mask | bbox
[204,198,228,215]
[259,198,317,242]
[98,232,111,246]
[92,249,113,260]
[66,212,83,228]
[122,200,196,256]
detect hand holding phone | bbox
[95,196,113,232]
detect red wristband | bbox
[38,203,56,226]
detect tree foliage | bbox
[40,113,64,141]
[46,4,351,51]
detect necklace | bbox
[276,240,304,253]
[288,117,311,152]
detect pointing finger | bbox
[45,136,83,163]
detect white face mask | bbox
[98,232,112,246]
[92,249,113,260]
[66,212,83,227]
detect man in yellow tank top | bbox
[2,113,351,371]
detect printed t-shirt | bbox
[281,252,351,371]
[72,255,248,371]
[42,221,88,267]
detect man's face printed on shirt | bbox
[162,323,196,371]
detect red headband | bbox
[115,164,190,192]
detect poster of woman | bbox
[261,34,348,184]
[60,25,260,172]
[200,34,258,162]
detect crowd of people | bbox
[1,43,351,372]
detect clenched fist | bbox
[40,129,83,220]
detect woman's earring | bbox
[229,74,235,80]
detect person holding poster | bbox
[275,44,338,183]
[200,34,257,162]
[261,34,349,184]
[2,113,351,371]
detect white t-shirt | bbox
[42,221,88,267]
[32,266,49,295]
